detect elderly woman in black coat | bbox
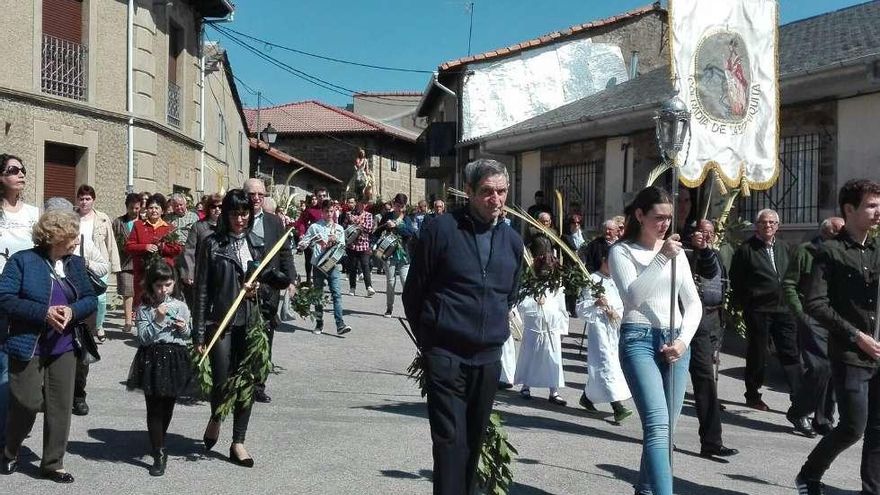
[0,209,97,484]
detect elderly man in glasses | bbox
[730,209,805,423]
[242,178,297,404]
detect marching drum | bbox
[344,224,361,246]
[374,233,400,260]
[315,243,345,275]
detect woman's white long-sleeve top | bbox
[608,241,702,346]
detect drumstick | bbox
[198,227,295,366]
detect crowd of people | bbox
[0,151,450,482]
[404,160,878,495]
[0,150,877,495]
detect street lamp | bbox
[260,123,278,146]
[654,93,690,162]
[256,123,278,175]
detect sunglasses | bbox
[209,204,222,209]
[2,165,26,176]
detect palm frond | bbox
[645,163,672,187]
[446,187,588,276]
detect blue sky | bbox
[213,0,870,109]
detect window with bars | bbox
[167,23,183,127]
[540,159,602,227]
[738,134,821,225]
[41,0,87,101]
[390,155,399,172]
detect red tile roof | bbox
[249,138,343,184]
[439,2,663,71]
[243,100,418,142]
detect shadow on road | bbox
[596,463,750,495]
[358,401,428,419]
[678,398,792,435]
[494,390,620,427]
[378,467,555,494]
[379,468,432,480]
[67,428,217,468]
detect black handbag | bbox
[73,321,101,364]
[80,235,108,296]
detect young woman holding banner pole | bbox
[609,186,702,495]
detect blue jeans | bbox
[384,260,409,312]
[619,324,691,495]
[313,266,345,330]
[0,346,7,450]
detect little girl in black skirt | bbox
[126,261,193,476]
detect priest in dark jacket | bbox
[403,159,522,495]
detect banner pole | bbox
[668,161,679,476]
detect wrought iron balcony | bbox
[41,34,87,101]
[167,81,181,127]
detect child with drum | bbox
[300,200,351,335]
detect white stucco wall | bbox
[837,92,880,185]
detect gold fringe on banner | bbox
[740,176,751,197]
[714,172,729,196]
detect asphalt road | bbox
[2,264,863,494]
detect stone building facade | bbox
[245,101,425,203]
[0,0,238,215]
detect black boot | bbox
[149,448,167,477]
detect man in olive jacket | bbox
[730,209,803,412]
[782,216,844,437]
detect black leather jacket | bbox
[192,233,256,346]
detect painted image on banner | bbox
[687,30,764,137]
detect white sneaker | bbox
[366,287,375,297]
[348,290,356,296]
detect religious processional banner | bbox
[670,0,779,190]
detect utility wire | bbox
[231,72,366,150]
[216,25,433,74]
[210,24,422,107]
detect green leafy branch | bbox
[191,345,213,397]
[477,412,518,495]
[517,260,602,305]
[193,301,272,420]
[144,229,183,269]
[290,283,328,320]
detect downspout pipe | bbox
[199,23,206,193]
[432,73,457,98]
[126,0,134,193]
[202,13,235,192]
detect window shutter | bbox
[44,144,79,204]
[43,0,83,43]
